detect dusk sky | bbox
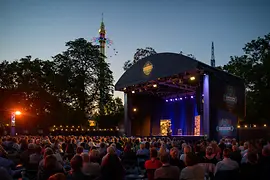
[1,0,269,99]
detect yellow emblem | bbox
[143,61,153,76]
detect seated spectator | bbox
[69,155,87,180]
[75,146,83,157]
[121,144,136,162]
[101,147,124,180]
[37,155,65,180]
[204,146,218,164]
[136,143,149,157]
[20,143,35,166]
[29,145,42,165]
[154,152,180,180]
[215,148,239,175]
[145,148,162,180]
[240,151,259,180]
[180,152,205,180]
[81,150,101,177]
[258,146,270,180]
[169,147,185,171]
[230,145,241,165]
[180,145,192,161]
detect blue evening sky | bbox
[1,0,269,100]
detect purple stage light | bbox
[185,97,187,99]
[191,96,194,99]
[180,98,183,100]
[202,94,204,97]
[170,99,173,101]
[166,100,168,102]
[175,98,178,101]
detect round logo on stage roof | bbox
[143,61,153,76]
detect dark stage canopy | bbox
[115,53,243,91]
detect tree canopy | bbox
[0,38,123,128]
[123,47,157,71]
[221,33,270,123]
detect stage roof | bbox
[115,52,243,91]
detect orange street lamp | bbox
[15,111,21,115]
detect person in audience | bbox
[230,145,242,165]
[204,146,218,164]
[37,155,65,180]
[169,147,185,171]
[145,148,162,180]
[101,146,124,180]
[258,146,270,180]
[180,152,205,180]
[20,143,35,166]
[180,145,192,161]
[69,155,87,180]
[29,145,42,165]
[154,152,180,180]
[136,143,149,157]
[240,151,259,180]
[81,150,101,178]
[215,148,239,174]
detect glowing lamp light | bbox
[253,125,256,128]
[237,125,240,128]
[153,84,157,88]
[132,91,135,94]
[190,76,195,81]
[244,125,247,128]
[133,108,137,112]
[15,111,21,115]
[264,124,267,127]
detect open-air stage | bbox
[115,53,245,140]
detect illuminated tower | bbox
[211,42,215,67]
[99,13,106,58]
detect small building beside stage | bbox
[115,53,245,140]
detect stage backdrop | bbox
[209,73,245,140]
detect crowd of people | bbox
[0,135,270,180]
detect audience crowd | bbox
[0,135,270,180]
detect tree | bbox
[221,33,270,123]
[53,38,114,122]
[123,47,157,71]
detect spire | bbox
[99,13,105,34]
[211,42,215,67]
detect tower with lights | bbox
[99,13,106,58]
[211,42,215,67]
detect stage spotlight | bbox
[132,90,135,94]
[191,96,194,99]
[166,100,168,102]
[175,98,178,101]
[170,99,173,101]
[202,94,204,97]
[180,98,183,100]
[185,97,187,99]
[190,76,195,81]
[133,108,137,112]
[153,84,157,88]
